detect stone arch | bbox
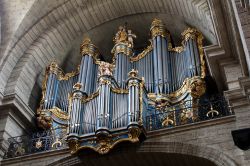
[49,142,239,166]
[0,0,215,111]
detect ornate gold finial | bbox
[181,28,202,41]
[150,18,168,38]
[80,37,92,55]
[151,18,163,28]
[128,69,138,78]
[47,61,61,75]
[82,37,91,45]
[80,37,100,61]
[98,61,114,77]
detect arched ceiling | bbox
[74,152,216,166]
[0,0,215,111]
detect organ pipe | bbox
[37,18,207,155]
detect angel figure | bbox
[114,26,128,44]
[127,29,136,48]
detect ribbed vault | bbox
[0,0,215,113]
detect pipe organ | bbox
[37,18,207,155]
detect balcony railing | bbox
[3,95,233,159]
[4,129,67,159]
[145,95,233,131]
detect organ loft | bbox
[2,1,250,165]
[23,18,228,155]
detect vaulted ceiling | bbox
[0,0,215,111]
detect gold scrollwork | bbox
[46,62,79,81]
[111,88,129,94]
[162,116,174,127]
[169,46,184,53]
[82,91,99,103]
[99,78,111,85]
[148,76,206,103]
[206,105,219,118]
[189,77,206,98]
[49,107,70,121]
[130,44,153,62]
[68,128,144,155]
[51,138,62,148]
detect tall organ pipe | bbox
[127,70,141,127]
[44,63,60,109]
[69,83,84,135]
[96,76,111,135]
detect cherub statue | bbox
[127,29,136,48]
[98,61,114,76]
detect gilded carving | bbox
[128,69,138,78]
[112,25,136,58]
[50,107,70,121]
[98,61,114,76]
[69,129,143,155]
[73,82,82,91]
[150,18,168,38]
[128,127,141,142]
[189,77,206,98]
[147,76,206,107]
[80,37,100,63]
[111,88,129,94]
[37,111,52,129]
[68,140,80,154]
[113,26,136,49]
[130,43,153,62]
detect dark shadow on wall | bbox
[28,81,42,113]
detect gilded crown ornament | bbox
[80,37,100,62]
[150,18,168,38]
